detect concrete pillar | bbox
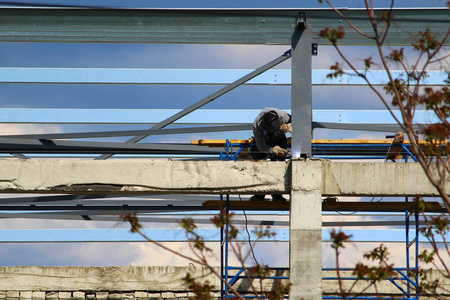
[290,159,322,300]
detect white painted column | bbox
[289,159,323,300]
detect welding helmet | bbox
[261,110,280,138]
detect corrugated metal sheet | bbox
[0,7,448,45]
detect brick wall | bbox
[0,266,448,299]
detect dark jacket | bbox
[252,107,291,155]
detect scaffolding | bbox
[213,139,445,299]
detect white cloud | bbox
[131,241,221,266]
[78,44,290,70]
[0,124,63,135]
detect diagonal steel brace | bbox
[95,50,292,160]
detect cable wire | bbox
[239,195,259,266]
[331,196,384,216]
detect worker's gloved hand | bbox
[272,146,289,157]
[280,123,292,133]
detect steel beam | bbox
[0,68,292,85]
[0,124,252,140]
[0,68,446,85]
[0,138,221,154]
[0,8,448,45]
[291,22,312,157]
[0,228,431,243]
[313,122,405,132]
[0,123,405,141]
[0,109,437,125]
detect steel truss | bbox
[0,6,449,300]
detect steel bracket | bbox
[312,43,318,56]
[296,12,306,30]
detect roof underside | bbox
[0,7,448,45]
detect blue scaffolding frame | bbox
[219,140,421,299]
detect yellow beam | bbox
[192,138,437,147]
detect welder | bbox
[249,107,292,202]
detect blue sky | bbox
[0,0,448,268]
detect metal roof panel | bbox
[0,7,447,45]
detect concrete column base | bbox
[290,161,323,300]
[290,229,322,299]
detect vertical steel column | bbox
[405,155,412,298]
[291,16,312,158]
[220,196,225,300]
[219,152,225,299]
[405,196,411,298]
[225,195,230,297]
[415,209,419,300]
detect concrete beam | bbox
[0,266,219,292]
[322,161,440,197]
[0,159,289,195]
[0,266,448,296]
[0,159,443,196]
